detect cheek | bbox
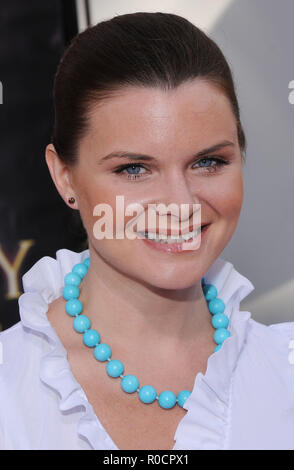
[201,170,243,220]
[80,185,141,243]
[77,182,117,238]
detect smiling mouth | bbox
[136,224,210,244]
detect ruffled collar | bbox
[18,248,255,450]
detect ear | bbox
[45,143,78,209]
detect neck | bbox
[79,249,214,357]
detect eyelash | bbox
[113,157,229,180]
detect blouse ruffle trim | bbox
[18,248,255,450]
[173,258,254,449]
[19,248,117,450]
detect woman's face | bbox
[62,79,243,290]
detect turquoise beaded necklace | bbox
[62,257,231,410]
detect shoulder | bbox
[0,311,58,449]
[0,321,29,368]
[0,321,35,448]
[225,317,294,449]
[0,321,41,389]
[247,317,294,356]
[238,316,294,387]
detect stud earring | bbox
[68,197,75,204]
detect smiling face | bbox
[47,79,244,290]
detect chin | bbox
[141,270,202,291]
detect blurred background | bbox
[0,0,293,331]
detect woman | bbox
[0,12,293,450]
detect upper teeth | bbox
[138,226,202,243]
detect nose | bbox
[153,172,201,227]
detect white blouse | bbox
[0,248,293,450]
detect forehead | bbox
[85,79,237,149]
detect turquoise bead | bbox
[158,390,177,409]
[214,328,231,344]
[203,284,218,301]
[62,267,226,409]
[72,263,88,279]
[138,385,157,404]
[106,359,124,377]
[121,374,139,393]
[94,343,112,361]
[63,285,80,300]
[211,313,229,329]
[73,314,91,333]
[177,390,191,408]
[64,272,82,287]
[83,329,100,347]
[65,299,83,316]
[208,298,225,315]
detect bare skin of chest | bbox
[73,364,188,450]
[47,297,214,450]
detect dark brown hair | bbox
[51,11,246,166]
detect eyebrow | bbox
[98,140,235,164]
